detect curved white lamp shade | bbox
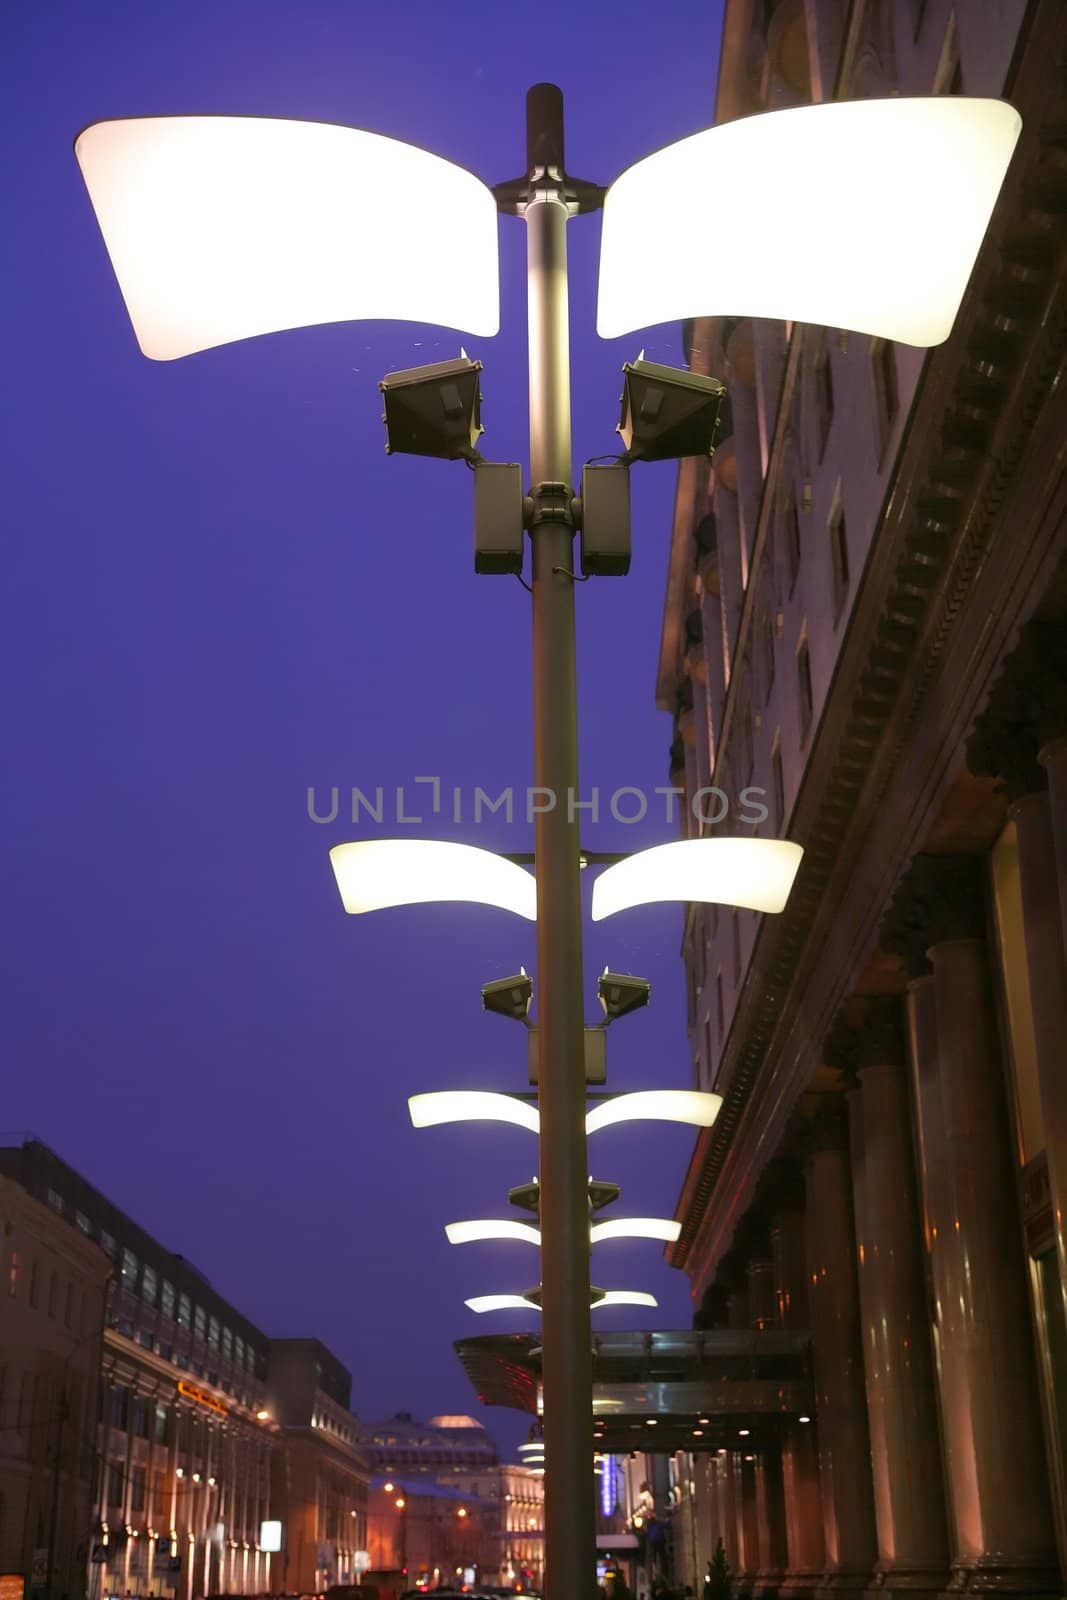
[446,1217,681,1246]
[466,1289,659,1313]
[593,1290,659,1309]
[331,839,536,920]
[591,838,802,921]
[598,97,1021,347]
[409,1091,540,1135]
[586,1090,721,1136]
[75,116,500,360]
[446,1220,542,1247]
[590,1217,682,1245]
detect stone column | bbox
[755,1449,788,1590]
[736,1452,761,1592]
[1013,789,1067,1322]
[885,854,1058,1590]
[805,1103,877,1592]
[851,1000,948,1591]
[1039,735,1067,959]
[772,1191,825,1591]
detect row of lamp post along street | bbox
[75,75,1020,1600]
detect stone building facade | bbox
[0,1175,111,1600]
[658,1,1067,1596]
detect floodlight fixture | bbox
[409,1090,540,1133]
[597,970,651,1023]
[330,839,536,920]
[597,96,1022,346]
[379,353,484,461]
[585,1090,721,1135]
[617,357,727,463]
[591,838,803,920]
[482,970,533,1022]
[74,116,500,360]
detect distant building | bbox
[0,1142,368,1600]
[361,1412,498,1478]
[0,1140,278,1600]
[658,1,1067,1596]
[0,1174,111,1600]
[266,1339,369,1593]
[362,1414,543,1585]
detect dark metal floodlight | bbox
[379,353,484,460]
[617,356,726,462]
[598,970,651,1022]
[482,968,533,1021]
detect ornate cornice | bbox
[881,854,987,976]
[670,4,1067,1278]
[967,618,1067,799]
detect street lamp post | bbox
[523,85,596,1600]
[74,78,1021,1600]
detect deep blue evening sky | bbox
[1,0,724,1454]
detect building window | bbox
[797,637,814,739]
[207,1316,220,1350]
[177,1292,191,1329]
[235,1335,245,1368]
[141,1265,157,1305]
[46,1189,63,1214]
[121,1248,139,1289]
[75,1211,93,1237]
[761,614,776,699]
[100,1231,117,1261]
[221,1326,233,1362]
[772,738,785,832]
[193,1304,207,1342]
[111,1386,130,1432]
[829,502,849,618]
[161,1279,176,1321]
[107,1462,125,1507]
[870,338,899,452]
[814,333,834,460]
[785,491,801,593]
